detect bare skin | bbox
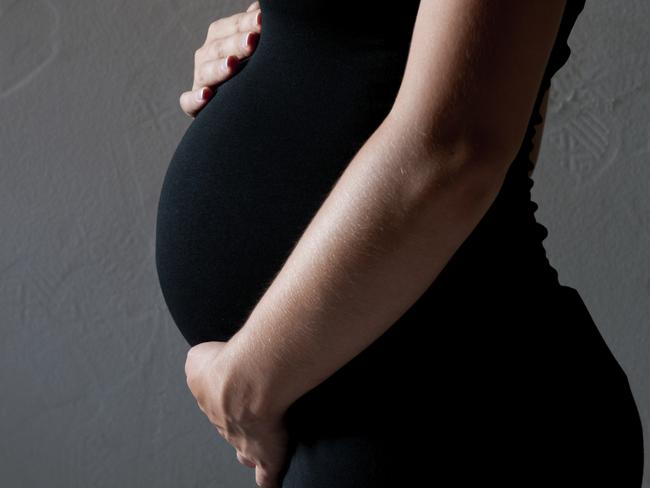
[179,1,262,118]
[183,2,566,487]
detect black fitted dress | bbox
[155,1,644,485]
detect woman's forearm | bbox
[219,113,511,419]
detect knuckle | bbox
[207,40,223,61]
[233,12,243,31]
[207,19,222,36]
[195,66,207,86]
[204,62,217,80]
[201,42,212,60]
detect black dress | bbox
[155,1,644,485]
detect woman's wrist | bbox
[218,328,296,423]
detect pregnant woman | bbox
[156,1,645,486]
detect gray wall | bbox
[1,1,647,486]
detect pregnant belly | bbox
[154,45,402,346]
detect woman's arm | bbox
[215,0,568,419]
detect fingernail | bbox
[242,32,252,48]
[222,55,235,71]
[195,87,208,101]
[256,11,262,26]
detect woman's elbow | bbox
[381,108,515,199]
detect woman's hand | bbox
[184,341,291,488]
[180,1,262,118]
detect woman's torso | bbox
[155,3,644,481]
[155,0,586,346]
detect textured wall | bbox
[0,0,647,486]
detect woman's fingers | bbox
[180,52,239,117]
[180,4,262,118]
[205,5,261,44]
[193,53,241,91]
[193,29,259,90]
